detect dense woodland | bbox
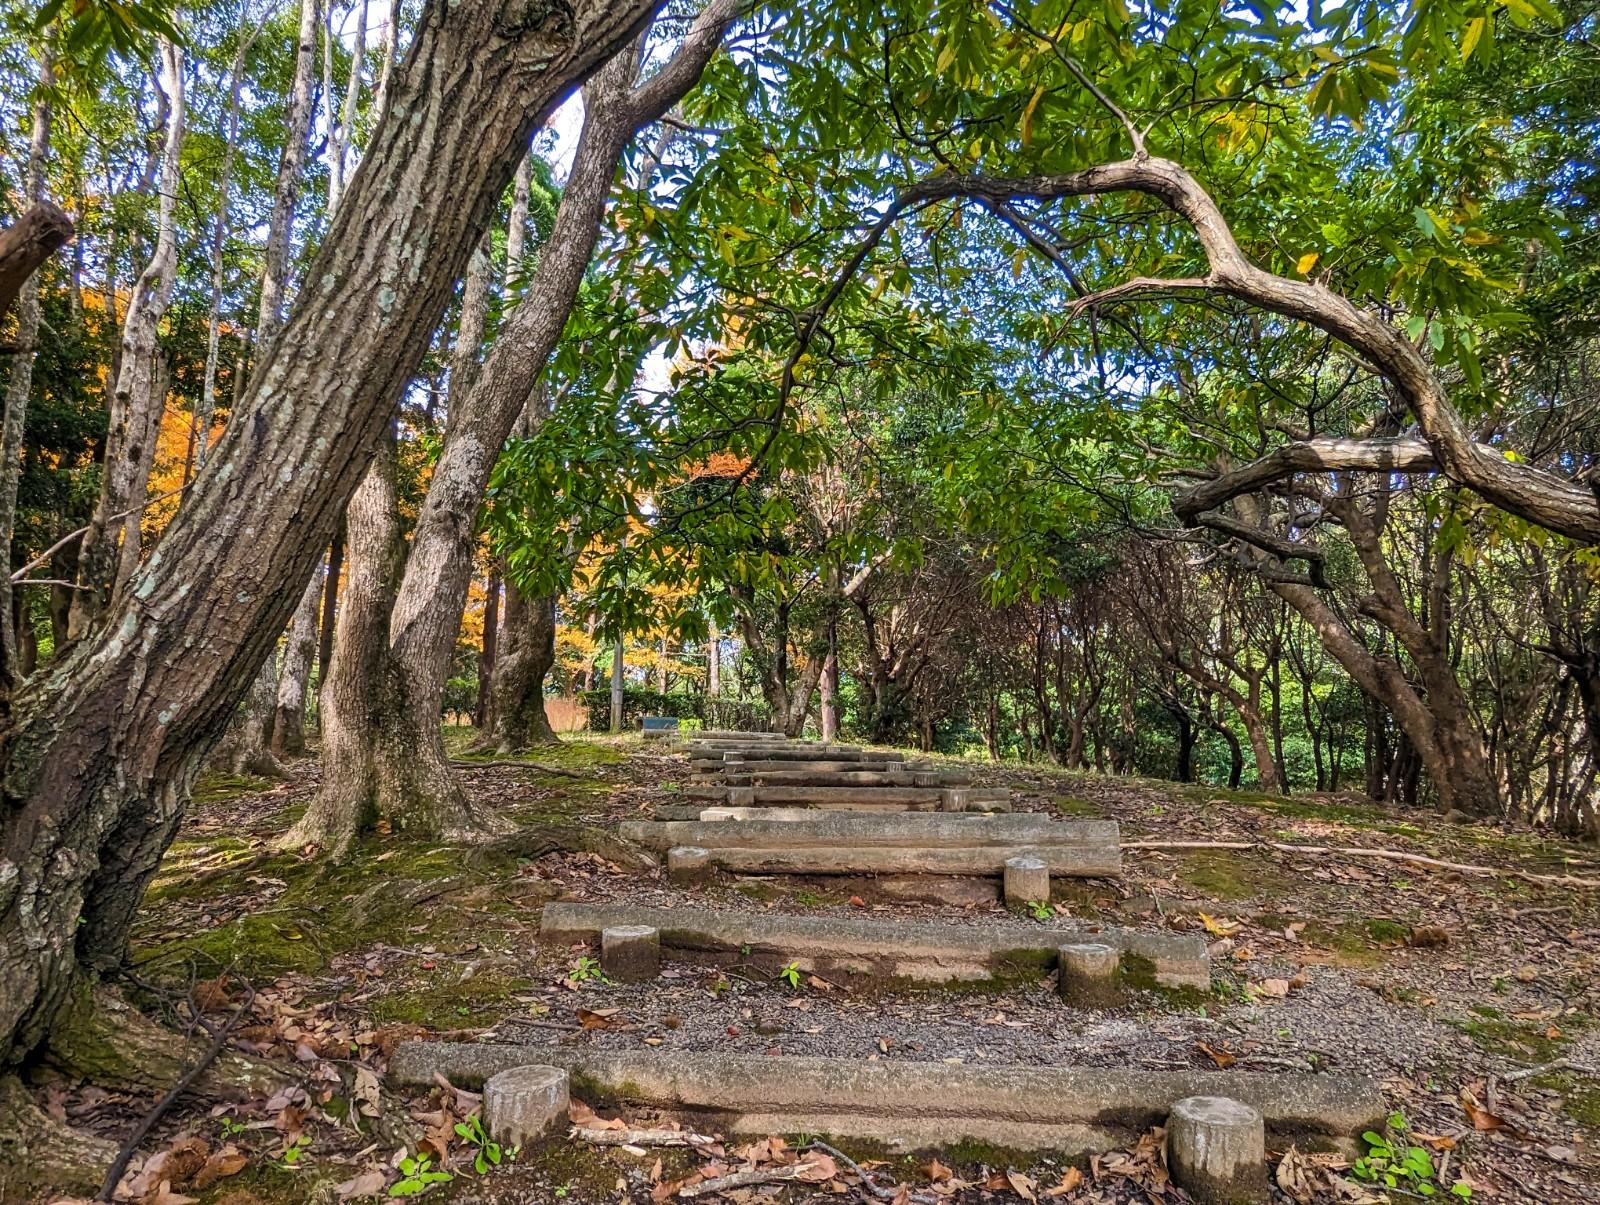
[1,0,1599,1183]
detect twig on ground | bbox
[96,980,257,1202]
[572,1126,720,1148]
[1120,839,1600,889]
[804,1139,897,1201]
[1500,1057,1600,1083]
[678,1164,816,1197]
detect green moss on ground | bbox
[1052,796,1102,817]
[191,772,274,805]
[1177,849,1289,901]
[1447,1014,1584,1064]
[366,967,534,1029]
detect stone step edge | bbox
[539,900,1203,986]
[388,1044,1383,1145]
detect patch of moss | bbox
[1365,918,1408,943]
[142,910,332,977]
[1052,796,1102,817]
[367,967,533,1029]
[1178,849,1284,901]
[1114,952,1212,1010]
[1448,1015,1574,1063]
[191,772,274,805]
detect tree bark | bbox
[273,573,323,756]
[0,0,662,1070]
[475,567,500,728]
[485,584,558,750]
[320,0,739,838]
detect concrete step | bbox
[538,899,1198,986]
[389,1044,1382,1154]
[625,813,1113,850]
[686,744,903,763]
[674,790,1005,813]
[622,815,1120,878]
[695,730,788,741]
[692,758,939,776]
[715,770,972,788]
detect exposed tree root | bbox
[0,1074,121,1199]
[1122,839,1600,889]
[466,823,655,874]
[45,982,295,1099]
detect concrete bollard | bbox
[1002,855,1049,910]
[726,786,756,806]
[940,788,970,812]
[667,845,714,886]
[1165,1096,1268,1204]
[1057,942,1120,1007]
[483,1065,570,1148]
[601,925,661,982]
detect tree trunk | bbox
[272,573,323,756]
[318,527,343,691]
[0,0,661,1070]
[0,59,57,690]
[196,31,251,468]
[70,39,185,637]
[281,439,401,857]
[819,612,839,742]
[475,568,500,728]
[707,618,720,695]
[256,0,319,348]
[337,6,737,835]
[486,585,557,750]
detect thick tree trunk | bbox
[337,2,738,830]
[0,0,661,1070]
[486,584,558,750]
[273,573,323,756]
[282,441,400,857]
[318,527,343,690]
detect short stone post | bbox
[726,786,755,806]
[483,1065,570,1148]
[1057,942,1120,1006]
[601,925,661,982]
[667,845,714,885]
[1002,855,1049,910]
[1166,1096,1268,1204]
[939,787,970,812]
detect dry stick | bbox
[805,1140,898,1201]
[1121,839,1600,890]
[1499,1057,1600,1084]
[678,1164,819,1198]
[96,982,256,1202]
[11,483,186,583]
[571,1126,720,1148]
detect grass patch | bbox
[1177,849,1285,901]
[366,966,533,1029]
[191,772,273,805]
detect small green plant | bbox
[778,961,803,989]
[390,1152,453,1196]
[453,1112,515,1175]
[568,955,608,984]
[275,1135,312,1169]
[1026,899,1052,921]
[1353,1111,1470,1198]
[218,1115,247,1139]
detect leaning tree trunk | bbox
[0,0,660,1071]
[319,1,739,846]
[485,584,559,751]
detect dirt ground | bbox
[27,733,1600,1204]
